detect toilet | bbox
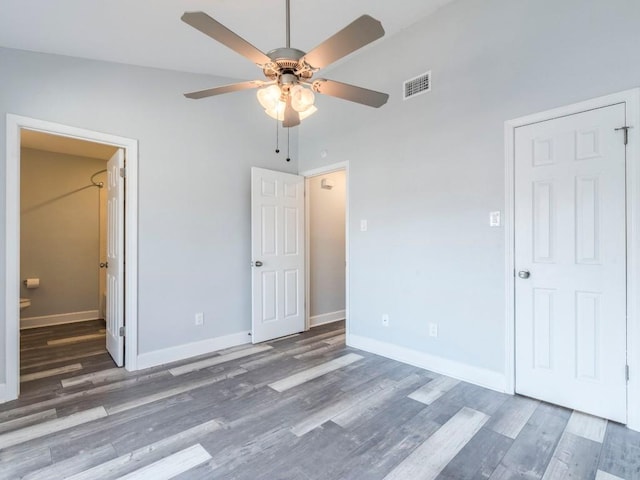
[20,298,31,310]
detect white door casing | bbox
[4,115,139,404]
[251,167,305,343]
[514,103,627,422]
[106,149,125,366]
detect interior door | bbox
[251,167,305,343]
[514,103,627,422]
[106,149,124,366]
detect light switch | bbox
[360,219,368,232]
[489,211,501,227]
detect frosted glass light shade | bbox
[290,85,315,112]
[265,101,286,121]
[261,85,318,123]
[298,105,318,120]
[256,85,282,110]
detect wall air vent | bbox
[403,71,431,100]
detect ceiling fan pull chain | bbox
[286,127,291,162]
[275,116,280,154]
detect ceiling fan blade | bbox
[184,81,264,99]
[283,96,300,128]
[312,79,389,108]
[303,15,384,69]
[181,12,272,66]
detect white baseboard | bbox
[0,383,9,404]
[20,310,101,330]
[347,333,508,393]
[136,331,252,370]
[310,310,346,328]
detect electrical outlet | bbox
[382,314,389,327]
[195,312,204,326]
[360,219,368,232]
[429,323,438,337]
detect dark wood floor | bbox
[1,320,639,479]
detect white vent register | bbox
[403,71,431,100]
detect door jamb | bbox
[4,114,139,403]
[300,162,350,337]
[504,88,640,431]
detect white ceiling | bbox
[0,0,454,80]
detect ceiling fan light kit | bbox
[181,0,389,128]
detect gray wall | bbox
[20,148,105,319]
[299,0,640,375]
[309,171,346,320]
[0,47,298,382]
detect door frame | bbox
[504,88,640,431]
[300,162,350,335]
[3,114,139,402]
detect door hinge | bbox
[615,126,632,145]
[626,364,630,382]
[120,167,126,178]
[119,326,126,337]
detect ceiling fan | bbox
[181,0,389,128]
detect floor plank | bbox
[565,410,608,443]
[115,444,212,480]
[0,407,107,450]
[0,409,57,434]
[541,431,601,479]
[268,353,363,392]
[485,395,539,440]
[407,375,459,405]
[489,402,571,479]
[383,407,489,480]
[21,363,83,383]
[22,444,117,480]
[64,420,221,480]
[46,333,106,346]
[168,345,272,376]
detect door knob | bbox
[100,262,108,268]
[518,270,530,279]
[254,261,263,267]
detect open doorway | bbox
[304,164,348,332]
[4,114,139,403]
[20,131,113,328]
[19,131,117,388]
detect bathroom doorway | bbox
[18,131,115,382]
[20,130,113,327]
[4,115,139,402]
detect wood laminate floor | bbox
[1,320,639,479]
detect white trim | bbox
[304,176,311,331]
[4,114,139,404]
[309,310,346,328]
[20,310,101,330]
[504,118,516,396]
[504,88,640,431]
[624,89,640,432]
[300,161,350,339]
[300,163,348,177]
[136,331,251,370]
[0,383,8,404]
[348,334,507,393]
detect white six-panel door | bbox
[106,149,124,366]
[514,103,627,422]
[251,167,305,343]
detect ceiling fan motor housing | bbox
[263,47,314,83]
